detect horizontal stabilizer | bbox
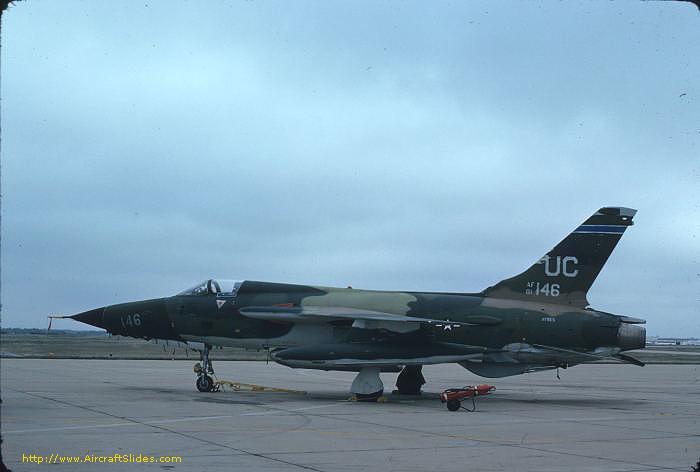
[531,343,611,361]
[533,344,645,367]
[615,353,645,367]
[619,316,646,324]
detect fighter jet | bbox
[65,207,645,400]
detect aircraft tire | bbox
[395,365,425,395]
[354,390,384,402]
[196,374,214,392]
[446,400,461,412]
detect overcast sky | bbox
[1,1,698,336]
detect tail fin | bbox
[482,207,636,307]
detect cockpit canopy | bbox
[177,279,243,296]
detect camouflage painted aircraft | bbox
[67,207,645,400]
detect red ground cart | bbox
[440,384,495,412]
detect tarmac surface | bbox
[1,359,699,471]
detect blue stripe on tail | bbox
[573,225,626,234]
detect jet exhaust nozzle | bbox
[617,322,646,351]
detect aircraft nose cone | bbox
[70,307,106,329]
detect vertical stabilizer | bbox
[482,207,636,307]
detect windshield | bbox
[177,279,243,296]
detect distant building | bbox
[647,336,700,346]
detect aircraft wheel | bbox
[196,374,214,392]
[446,400,461,412]
[395,365,425,395]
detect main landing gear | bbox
[194,343,215,392]
[350,365,425,401]
[394,365,425,395]
[350,367,384,402]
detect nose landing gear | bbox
[194,343,215,392]
[195,371,214,392]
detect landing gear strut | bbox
[395,365,425,395]
[351,367,384,402]
[194,343,215,392]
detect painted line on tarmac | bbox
[3,415,236,434]
[5,402,340,434]
[242,403,340,416]
[10,388,325,472]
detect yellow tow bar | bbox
[212,380,305,395]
